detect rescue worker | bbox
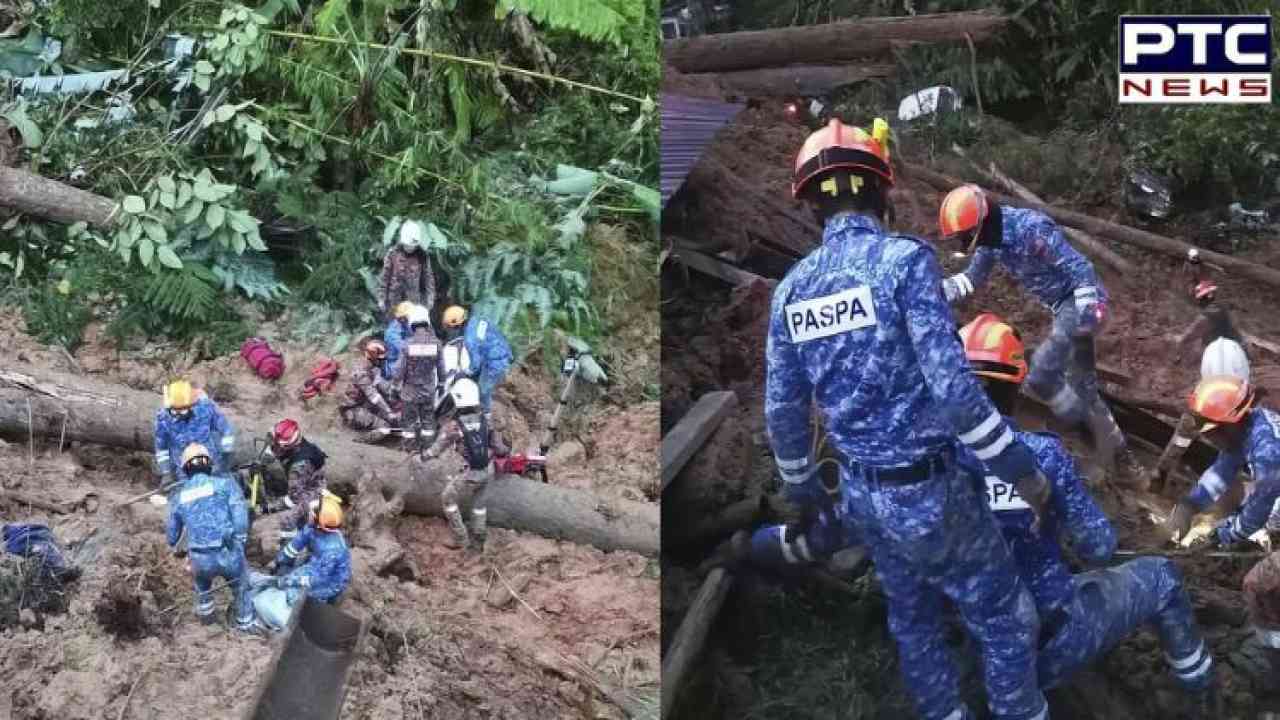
[383,301,417,380]
[1163,375,1280,712]
[165,443,255,632]
[338,339,401,436]
[770,117,1051,720]
[423,374,492,552]
[936,184,1143,483]
[270,490,351,605]
[378,219,436,323]
[153,380,235,484]
[1147,333,1250,492]
[268,419,328,539]
[441,305,512,455]
[393,304,441,441]
[745,314,1220,709]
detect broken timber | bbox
[660,567,734,719]
[0,166,117,228]
[671,242,770,287]
[905,163,1280,290]
[694,63,895,98]
[0,364,659,556]
[664,10,1011,74]
[662,390,739,492]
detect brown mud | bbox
[0,314,659,719]
[662,77,1280,719]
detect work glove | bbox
[1014,470,1052,532]
[1164,502,1194,544]
[941,274,973,303]
[1074,287,1105,332]
[1212,517,1255,550]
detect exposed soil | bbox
[0,313,659,719]
[661,83,1280,719]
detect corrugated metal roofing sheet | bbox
[661,93,745,206]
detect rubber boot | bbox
[444,505,470,549]
[470,508,487,553]
[1185,675,1223,719]
[1087,398,1146,485]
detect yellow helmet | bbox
[310,489,344,531]
[181,443,212,474]
[164,380,196,410]
[393,302,416,320]
[442,305,467,329]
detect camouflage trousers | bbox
[442,465,492,539]
[1151,412,1199,485]
[1038,557,1211,691]
[841,455,1048,720]
[340,406,390,432]
[1027,301,1104,425]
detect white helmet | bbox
[398,219,423,250]
[449,376,481,412]
[1201,337,1250,382]
[406,305,432,329]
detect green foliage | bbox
[140,262,221,320]
[19,280,93,351]
[496,0,638,46]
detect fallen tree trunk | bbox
[904,163,1280,290]
[660,567,733,719]
[665,10,1010,74]
[0,166,117,228]
[693,63,894,97]
[0,364,658,556]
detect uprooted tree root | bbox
[94,584,150,642]
[0,555,75,630]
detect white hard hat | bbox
[407,305,432,328]
[398,220,423,249]
[1201,337,1250,383]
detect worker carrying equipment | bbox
[271,490,351,605]
[440,304,512,456]
[166,442,255,632]
[154,380,235,484]
[268,419,328,538]
[424,372,492,552]
[769,117,1051,720]
[936,184,1143,485]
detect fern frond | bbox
[142,265,219,321]
[499,0,631,45]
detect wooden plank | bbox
[660,568,734,719]
[662,390,739,492]
[1244,331,1280,357]
[672,243,769,287]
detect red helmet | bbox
[273,419,301,449]
[792,118,893,199]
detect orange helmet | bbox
[1188,375,1256,432]
[959,313,1027,384]
[792,118,893,200]
[310,489,343,531]
[938,184,990,250]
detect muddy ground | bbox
[0,314,659,719]
[661,83,1280,718]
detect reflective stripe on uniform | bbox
[472,508,486,516]
[776,456,809,471]
[220,435,234,451]
[1176,653,1213,683]
[954,273,974,296]
[155,450,170,463]
[1074,286,1098,301]
[777,526,798,564]
[1028,701,1049,720]
[283,544,300,558]
[941,709,965,720]
[444,504,459,513]
[1200,469,1229,501]
[1173,435,1193,448]
[973,428,1014,460]
[958,410,1002,445]
[1166,640,1207,674]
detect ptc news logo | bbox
[1119,15,1272,103]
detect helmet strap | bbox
[973,201,1002,250]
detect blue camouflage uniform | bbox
[748,425,1213,693]
[153,396,235,482]
[765,212,1047,720]
[383,317,410,380]
[274,524,352,604]
[972,430,1212,692]
[166,469,252,627]
[1182,407,1280,547]
[949,207,1107,424]
[463,315,513,412]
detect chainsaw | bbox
[493,452,549,484]
[233,435,291,521]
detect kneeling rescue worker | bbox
[339,339,401,435]
[1165,375,1280,712]
[937,185,1142,483]
[269,419,328,539]
[769,117,1051,720]
[270,490,351,605]
[166,443,254,632]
